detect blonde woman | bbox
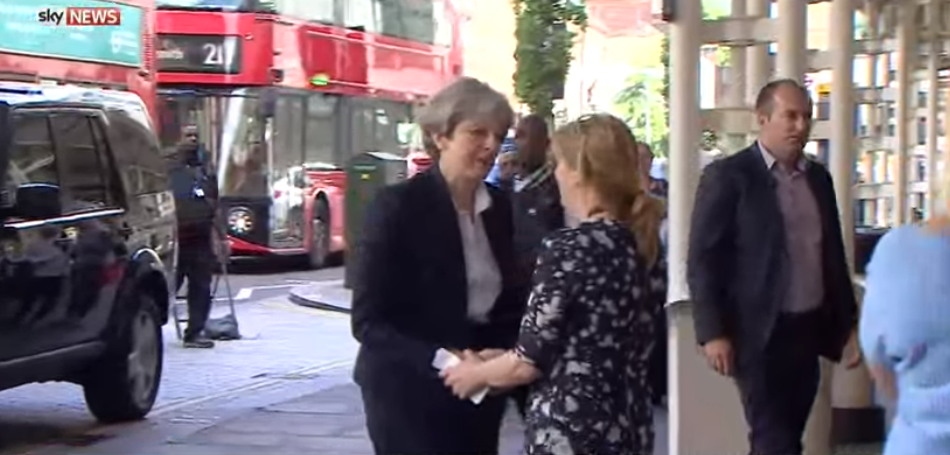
[859,206,950,454]
[442,114,667,455]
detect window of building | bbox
[305,94,339,165]
[916,156,926,181]
[918,117,926,145]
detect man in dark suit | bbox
[688,79,861,455]
[511,114,564,286]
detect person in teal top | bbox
[859,222,950,455]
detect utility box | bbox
[344,152,407,288]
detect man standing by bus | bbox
[170,126,219,349]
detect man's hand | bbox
[702,337,734,376]
[842,330,863,369]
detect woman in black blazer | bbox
[350,77,525,454]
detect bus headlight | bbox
[228,207,254,234]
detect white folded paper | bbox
[432,348,489,405]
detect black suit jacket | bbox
[351,167,525,388]
[687,144,856,362]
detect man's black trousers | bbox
[176,237,214,340]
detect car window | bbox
[6,113,58,204]
[108,111,167,195]
[49,113,111,212]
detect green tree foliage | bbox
[614,71,668,155]
[512,0,587,120]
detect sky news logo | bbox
[37,7,122,26]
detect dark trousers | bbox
[361,375,506,454]
[176,237,214,339]
[734,312,821,455]
[511,385,528,417]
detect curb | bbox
[289,282,351,314]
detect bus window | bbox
[304,94,338,167]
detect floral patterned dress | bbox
[516,219,666,455]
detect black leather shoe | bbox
[183,335,215,349]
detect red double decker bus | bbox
[155,0,462,268]
[0,0,156,120]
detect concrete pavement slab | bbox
[150,381,664,455]
[0,297,359,455]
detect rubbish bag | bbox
[204,313,241,340]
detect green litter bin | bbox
[344,152,407,288]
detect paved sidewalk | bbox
[153,383,530,455]
[0,298,359,454]
[102,381,664,455]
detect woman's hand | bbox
[476,349,507,360]
[441,350,488,399]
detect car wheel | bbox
[83,293,163,423]
[308,200,330,269]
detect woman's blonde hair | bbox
[551,114,664,267]
[415,77,514,159]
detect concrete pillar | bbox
[926,10,940,218]
[829,0,856,301]
[666,0,702,311]
[894,2,915,225]
[745,0,770,146]
[668,0,747,454]
[723,0,748,153]
[826,0,881,448]
[775,0,807,81]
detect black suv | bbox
[0,84,175,423]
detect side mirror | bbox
[15,183,61,219]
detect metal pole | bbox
[894,2,914,225]
[775,0,807,80]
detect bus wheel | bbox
[308,200,331,269]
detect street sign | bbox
[0,0,142,67]
[817,82,831,96]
